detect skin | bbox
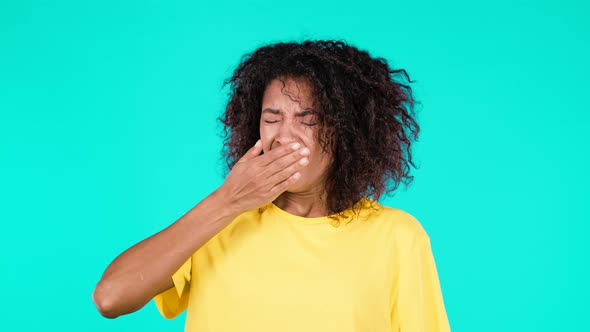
[260,77,333,217]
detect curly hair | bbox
[218,39,420,222]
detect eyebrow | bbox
[261,108,317,117]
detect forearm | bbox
[92,187,239,318]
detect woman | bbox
[92,39,451,331]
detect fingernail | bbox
[291,143,300,150]
[255,139,261,147]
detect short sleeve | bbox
[153,256,192,319]
[391,236,451,332]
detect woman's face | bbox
[260,77,332,193]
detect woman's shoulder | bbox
[367,200,431,247]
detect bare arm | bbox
[92,188,240,318]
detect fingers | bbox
[267,154,308,186]
[266,147,309,178]
[270,169,302,197]
[237,139,263,164]
[258,142,305,167]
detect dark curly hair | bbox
[218,39,420,222]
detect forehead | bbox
[261,77,317,112]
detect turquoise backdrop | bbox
[1,1,588,331]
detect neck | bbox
[273,189,329,218]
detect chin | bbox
[285,181,306,193]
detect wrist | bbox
[212,186,242,220]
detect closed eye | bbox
[264,120,316,126]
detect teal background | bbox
[1,1,588,331]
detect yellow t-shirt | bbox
[153,197,451,332]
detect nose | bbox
[275,120,299,147]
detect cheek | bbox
[260,122,280,136]
[311,148,332,170]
